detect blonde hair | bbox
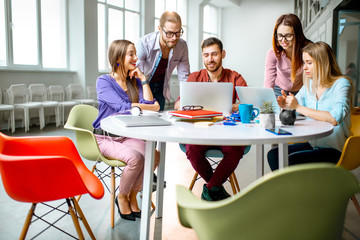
[302,41,350,94]
[159,11,182,28]
[108,40,139,103]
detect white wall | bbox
[221,0,294,87]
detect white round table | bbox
[101,114,333,240]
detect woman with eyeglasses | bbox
[267,41,353,170]
[264,13,312,97]
[92,39,160,221]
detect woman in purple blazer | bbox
[93,40,160,221]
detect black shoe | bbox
[201,184,221,201]
[153,173,167,192]
[132,210,141,218]
[218,186,231,200]
[115,197,135,221]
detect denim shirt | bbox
[136,31,190,101]
[296,77,352,151]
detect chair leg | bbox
[19,203,36,240]
[351,196,360,216]
[189,172,198,190]
[229,174,237,194]
[67,199,85,240]
[111,166,115,228]
[232,172,241,193]
[72,197,96,240]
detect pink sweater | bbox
[263,49,303,91]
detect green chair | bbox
[176,163,360,240]
[64,105,127,228]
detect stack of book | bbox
[168,109,224,122]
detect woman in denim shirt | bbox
[268,41,353,171]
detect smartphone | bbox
[266,127,292,135]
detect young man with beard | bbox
[136,11,190,111]
[174,37,248,201]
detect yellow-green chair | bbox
[64,105,155,228]
[176,163,360,240]
[335,107,360,215]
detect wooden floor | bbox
[0,124,360,240]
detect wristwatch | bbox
[131,106,142,116]
[141,79,149,85]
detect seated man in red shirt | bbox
[174,37,247,201]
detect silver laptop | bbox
[112,115,172,127]
[180,82,233,116]
[235,87,280,114]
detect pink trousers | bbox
[95,134,159,195]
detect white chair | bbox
[87,85,99,108]
[28,84,60,127]
[7,84,44,132]
[48,85,78,125]
[0,88,15,133]
[66,84,94,106]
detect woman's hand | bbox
[277,90,287,109]
[285,92,299,110]
[129,67,146,82]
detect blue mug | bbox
[239,104,259,123]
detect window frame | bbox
[97,0,141,73]
[0,0,69,71]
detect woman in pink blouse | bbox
[264,14,311,97]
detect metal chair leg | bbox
[111,166,115,228]
[19,203,36,240]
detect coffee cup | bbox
[238,104,259,123]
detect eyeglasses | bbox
[161,28,184,38]
[182,105,203,111]
[275,33,294,41]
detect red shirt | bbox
[187,68,247,103]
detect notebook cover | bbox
[168,110,223,119]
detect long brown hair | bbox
[108,40,139,103]
[272,14,311,82]
[302,42,351,94]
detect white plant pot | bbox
[259,113,275,129]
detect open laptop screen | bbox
[180,82,233,116]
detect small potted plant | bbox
[259,100,275,129]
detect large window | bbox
[154,0,187,41]
[98,0,140,72]
[0,0,67,69]
[202,4,219,40]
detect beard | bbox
[161,35,179,49]
[205,60,222,73]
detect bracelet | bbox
[141,79,149,85]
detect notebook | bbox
[112,115,172,127]
[169,109,223,119]
[235,87,281,114]
[180,82,233,116]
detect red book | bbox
[169,110,223,119]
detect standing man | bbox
[175,37,247,201]
[136,11,190,111]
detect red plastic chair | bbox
[0,132,104,240]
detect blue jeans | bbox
[267,142,341,171]
[274,85,298,98]
[150,81,166,111]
